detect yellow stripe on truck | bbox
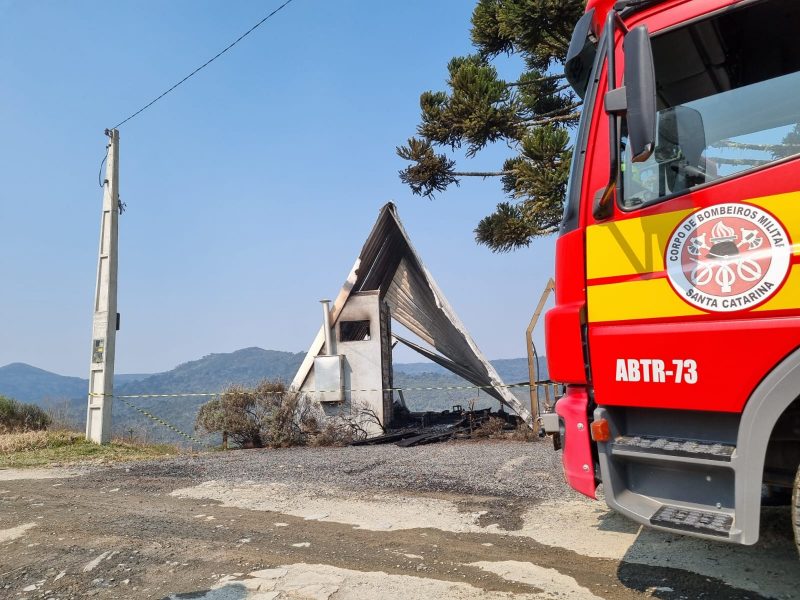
[586,191,800,323]
[754,265,800,313]
[588,264,800,323]
[586,192,800,281]
[586,209,692,280]
[588,277,703,322]
[753,192,800,233]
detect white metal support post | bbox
[86,129,120,444]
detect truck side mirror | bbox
[596,17,657,221]
[623,25,657,163]
[565,9,597,100]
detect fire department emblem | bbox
[665,203,791,312]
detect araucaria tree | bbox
[397,0,585,252]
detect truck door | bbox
[584,0,800,414]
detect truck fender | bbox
[735,345,800,545]
[555,386,597,499]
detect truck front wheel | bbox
[794,464,800,557]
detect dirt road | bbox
[0,441,798,599]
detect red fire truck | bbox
[542,0,800,552]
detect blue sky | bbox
[0,0,555,377]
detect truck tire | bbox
[795,464,800,558]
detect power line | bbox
[98,153,107,188]
[111,0,297,129]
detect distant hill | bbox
[0,348,546,445]
[0,363,87,403]
[0,364,155,404]
[0,348,306,445]
[115,347,305,396]
[394,356,546,383]
[115,373,151,385]
[0,348,305,403]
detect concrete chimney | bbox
[320,299,336,355]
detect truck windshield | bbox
[621,0,800,209]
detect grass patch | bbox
[0,429,178,468]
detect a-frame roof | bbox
[291,203,531,423]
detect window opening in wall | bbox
[340,320,371,342]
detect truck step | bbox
[650,505,733,537]
[611,435,735,461]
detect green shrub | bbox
[195,380,319,449]
[308,418,360,447]
[0,395,51,433]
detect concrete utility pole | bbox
[86,129,120,444]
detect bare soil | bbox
[0,440,798,599]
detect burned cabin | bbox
[290,203,530,436]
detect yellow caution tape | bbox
[114,395,208,446]
[89,381,553,400]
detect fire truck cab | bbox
[543,0,800,550]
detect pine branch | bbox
[546,31,572,50]
[452,171,511,177]
[552,82,572,95]
[525,112,582,127]
[399,1,585,251]
[523,103,582,122]
[507,73,566,88]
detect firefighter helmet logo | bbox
[665,203,791,312]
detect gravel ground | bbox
[98,438,575,500]
[3,438,800,600]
